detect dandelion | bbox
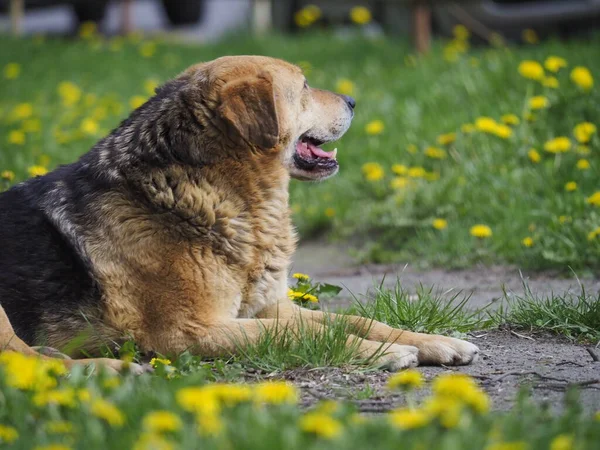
[521,29,538,44]
[254,381,298,405]
[453,24,470,40]
[0,425,18,444]
[570,66,594,91]
[8,130,25,145]
[23,118,42,133]
[573,122,596,143]
[544,137,571,153]
[58,81,82,106]
[196,413,223,437]
[565,181,577,192]
[586,192,600,206]
[588,228,600,241]
[294,5,321,27]
[3,62,21,79]
[424,146,447,159]
[133,433,175,450]
[470,224,492,238]
[543,57,567,74]
[1,170,15,182]
[362,162,384,181]
[432,373,490,414]
[350,6,372,25]
[144,79,160,96]
[139,42,157,58]
[387,369,424,390]
[143,411,183,433]
[365,119,384,135]
[130,96,147,109]
[436,132,456,145]
[390,177,411,190]
[45,421,74,434]
[391,164,407,175]
[550,435,574,450]
[558,215,572,225]
[336,78,355,96]
[542,76,559,88]
[501,114,520,126]
[432,219,448,230]
[576,159,590,170]
[461,123,475,133]
[528,96,549,110]
[324,207,335,218]
[288,289,318,303]
[407,167,426,178]
[423,397,463,428]
[292,273,310,281]
[11,103,33,120]
[177,387,220,415]
[33,388,76,408]
[522,237,534,247]
[80,118,99,136]
[202,383,253,406]
[299,413,342,439]
[474,117,497,133]
[78,21,97,39]
[389,408,429,430]
[518,60,544,81]
[90,398,125,427]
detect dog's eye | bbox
[303,79,309,90]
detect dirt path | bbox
[284,242,600,411]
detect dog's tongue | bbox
[296,140,337,159]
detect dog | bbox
[0,56,479,373]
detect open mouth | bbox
[292,133,339,179]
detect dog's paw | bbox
[417,336,479,366]
[377,344,419,371]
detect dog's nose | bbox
[341,95,356,110]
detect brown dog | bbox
[0,56,478,372]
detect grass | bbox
[490,282,600,342]
[1,31,600,269]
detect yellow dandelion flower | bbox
[529,95,549,110]
[365,119,384,135]
[33,388,76,408]
[432,373,490,414]
[518,60,544,81]
[586,192,600,206]
[176,387,220,416]
[588,228,600,241]
[391,164,407,175]
[522,237,534,247]
[90,398,125,427]
[144,79,160,96]
[197,413,223,437]
[350,6,372,25]
[139,42,157,58]
[461,123,475,133]
[0,424,18,444]
[324,207,335,218]
[558,215,572,225]
[475,116,497,133]
[470,224,492,238]
[542,76,559,88]
[4,62,21,80]
[501,114,520,126]
[143,411,183,433]
[573,122,596,143]
[299,412,342,439]
[544,137,571,153]
[432,218,448,230]
[407,166,426,178]
[23,118,42,133]
[436,132,456,145]
[424,146,447,159]
[492,123,513,139]
[1,170,15,182]
[11,103,33,120]
[550,435,574,450]
[202,383,253,406]
[58,81,82,107]
[292,273,310,281]
[528,148,541,163]
[133,433,175,450]
[565,181,577,192]
[390,176,411,190]
[576,159,590,170]
[8,130,25,145]
[78,21,97,39]
[80,118,99,136]
[254,381,298,405]
[336,78,355,96]
[150,357,171,368]
[387,369,425,390]
[453,24,470,40]
[544,56,567,72]
[130,96,147,109]
[389,408,429,430]
[522,29,538,44]
[45,421,74,434]
[570,66,594,91]
[28,165,47,178]
[362,162,384,181]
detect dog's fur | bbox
[0,56,479,372]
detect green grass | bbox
[1,32,600,269]
[490,283,600,342]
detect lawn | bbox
[1,29,599,270]
[1,27,600,450]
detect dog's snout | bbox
[341,95,356,110]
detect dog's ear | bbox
[219,72,279,150]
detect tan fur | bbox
[0,56,478,372]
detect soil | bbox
[274,242,600,412]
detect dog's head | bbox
[185,56,355,181]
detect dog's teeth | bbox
[332,148,338,159]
